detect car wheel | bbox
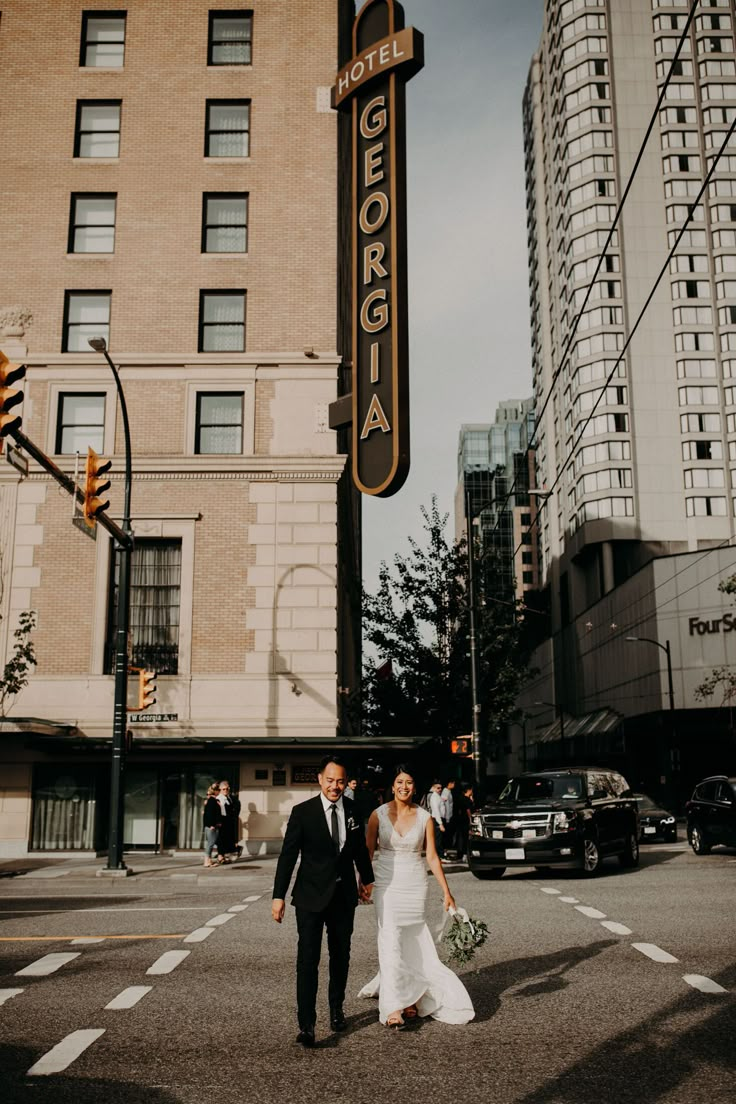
[619,829,640,868]
[472,867,505,880]
[579,836,601,876]
[689,824,711,855]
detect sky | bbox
[361,0,544,593]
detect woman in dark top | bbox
[203,784,222,868]
[215,780,240,862]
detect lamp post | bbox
[464,488,482,798]
[625,635,675,806]
[88,337,133,873]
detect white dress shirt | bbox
[441,787,453,821]
[428,790,444,822]
[320,793,346,850]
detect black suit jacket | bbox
[273,795,374,912]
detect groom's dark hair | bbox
[319,753,347,772]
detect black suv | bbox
[468,767,640,878]
[685,775,736,854]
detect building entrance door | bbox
[124,768,159,848]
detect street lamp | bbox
[625,635,676,806]
[88,336,133,873]
[464,488,482,797]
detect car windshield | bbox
[497,776,584,803]
[634,794,658,811]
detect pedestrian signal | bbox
[138,669,157,711]
[83,447,112,527]
[0,352,26,437]
[451,737,472,756]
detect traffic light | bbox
[0,351,26,437]
[451,737,472,756]
[83,447,112,527]
[138,668,157,711]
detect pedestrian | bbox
[271,755,375,1046]
[428,781,445,857]
[344,777,358,801]
[441,780,457,858]
[454,784,475,862]
[215,780,239,862]
[354,777,380,821]
[202,783,221,868]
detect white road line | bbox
[206,913,236,927]
[80,907,217,913]
[27,1029,105,1076]
[243,895,262,902]
[183,927,215,944]
[228,904,248,912]
[632,942,679,964]
[105,986,152,1010]
[71,937,106,945]
[601,921,632,936]
[558,896,579,903]
[683,974,727,994]
[540,888,561,894]
[0,988,24,1006]
[16,952,80,977]
[146,950,191,975]
[575,905,607,919]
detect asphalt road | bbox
[0,843,734,1104]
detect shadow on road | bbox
[1,1044,182,1104]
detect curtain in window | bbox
[206,197,247,252]
[198,393,243,453]
[128,540,181,674]
[31,768,97,850]
[202,294,245,351]
[208,104,249,156]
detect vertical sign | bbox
[333,0,423,497]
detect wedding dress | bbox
[357,803,475,1025]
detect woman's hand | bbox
[444,892,456,912]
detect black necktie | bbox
[331,803,340,853]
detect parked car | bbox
[468,767,640,878]
[633,793,677,842]
[685,775,736,854]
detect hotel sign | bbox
[333,0,423,497]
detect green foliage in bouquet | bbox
[443,912,489,966]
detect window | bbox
[208,10,253,65]
[205,100,250,157]
[80,11,126,67]
[69,194,116,253]
[106,539,182,675]
[199,291,246,351]
[63,292,111,352]
[685,495,727,515]
[195,392,244,453]
[683,439,723,460]
[55,393,105,453]
[202,193,248,252]
[74,101,121,157]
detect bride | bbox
[358,765,475,1029]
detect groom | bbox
[272,755,374,1046]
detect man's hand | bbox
[358,881,374,902]
[272,898,285,923]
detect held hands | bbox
[358,881,374,902]
[271,898,285,924]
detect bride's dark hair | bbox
[392,763,415,783]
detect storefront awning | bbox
[0,717,78,739]
[532,708,623,745]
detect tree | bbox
[694,573,736,717]
[360,498,532,754]
[0,610,37,717]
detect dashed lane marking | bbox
[105,986,153,1010]
[243,895,262,902]
[632,942,679,964]
[27,1029,105,1076]
[601,921,633,936]
[1,934,186,943]
[71,937,105,945]
[146,950,191,975]
[558,896,579,903]
[540,888,561,895]
[183,927,215,944]
[228,904,248,912]
[16,952,80,976]
[0,988,24,1006]
[683,974,728,994]
[206,913,236,927]
[575,905,607,919]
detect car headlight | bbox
[470,816,483,835]
[662,816,675,824]
[553,811,575,832]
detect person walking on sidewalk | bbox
[202,784,222,868]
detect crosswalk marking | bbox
[0,988,24,1006]
[146,950,191,975]
[16,952,80,977]
[27,1029,105,1076]
[105,986,152,1010]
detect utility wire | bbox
[482,0,701,540]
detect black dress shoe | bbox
[330,1009,347,1032]
[296,1027,316,1047]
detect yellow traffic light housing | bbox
[138,669,157,711]
[83,447,112,527]
[0,351,26,437]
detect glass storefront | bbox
[31,761,238,851]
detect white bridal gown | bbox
[357,803,475,1025]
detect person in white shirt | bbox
[428,782,445,857]
[441,780,456,858]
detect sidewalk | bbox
[0,851,274,883]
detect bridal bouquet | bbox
[443,906,489,966]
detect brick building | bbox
[0,0,369,856]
